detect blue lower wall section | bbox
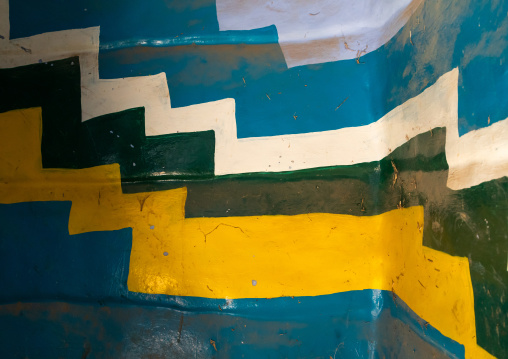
[0,201,464,358]
[0,293,464,359]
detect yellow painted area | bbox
[0,108,186,234]
[0,108,494,359]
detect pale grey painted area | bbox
[216,0,423,67]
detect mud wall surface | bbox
[0,0,507,358]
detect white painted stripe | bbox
[154,69,456,176]
[0,20,171,131]
[147,68,508,190]
[446,117,508,190]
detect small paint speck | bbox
[50,64,53,66]
[116,135,120,138]
[252,280,257,286]
[163,252,168,256]
[150,225,155,230]
[38,59,42,63]
[71,62,74,65]
[109,130,113,134]
[133,163,136,167]
[130,144,134,148]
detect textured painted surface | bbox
[0,297,463,359]
[2,4,507,189]
[8,0,508,136]
[0,59,214,178]
[1,0,507,358]
[216,0,423,67]
[0,201,464,358]
[0,108,494,358]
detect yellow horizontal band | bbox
[0,108,493,358]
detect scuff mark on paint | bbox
[138,194,150,212]
[177,314,183,343]
[81,343,91,359]
[19,45,31,53]
[203,223,248,241]
[210,339,217,352]
[391,160,399,187]
[355,46,368,64]
[334,96,349,111]
[359,198,366,213]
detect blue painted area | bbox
[454,1,508,133]
[0,293,464,359]
[99,44,388,138]
[99,26,278,51]
[0,201,464,358]
[8,0,277,44]
[0,201,132,302]
[8,0,508,136]
[0,291,464,358]
[8,0,278,49]
[458,54,508,133]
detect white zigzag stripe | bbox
[0,1,507,190]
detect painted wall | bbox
[0,0,507,358]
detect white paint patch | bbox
[216,0,424,67]
[1,2,507,190]
[446,117,508,190]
